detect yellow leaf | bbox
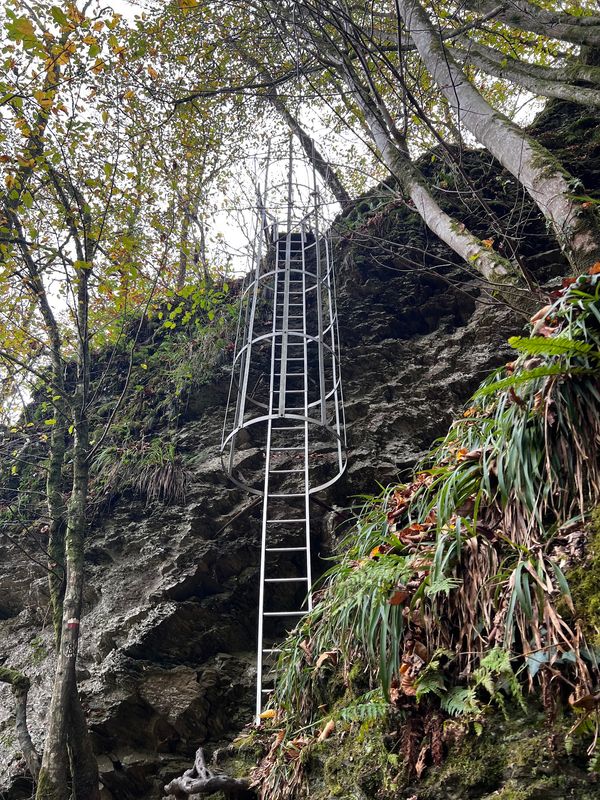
[124,89,135,100]
[12,17,36,40]
[259,709,277,720]
[33,90,54,111]
[147,65,159,80]
[481,238,494,249]
[92,59,104,74]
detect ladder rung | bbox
[271,427,305,431]
[265,577,307,583]
[271,446,303,451]
[263,648,282,653]
[268,492,309,498]
[266,546,307,552]
[274,358,304,361]
[266,519,306,523]
[263,611,305,617]
[270,468,305,473]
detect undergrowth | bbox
[251,271,600,798]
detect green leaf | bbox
[8,17,36,41]
[50,6,69,26]
[474,365,592,398]
[44,418,57,426]
[508,335,597,358]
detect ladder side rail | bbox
[255,243,281,725]
[324,232,345,472]
[221,270,250,452]
[329,231,348,450]
[235,205,267,431]
[300,221,313,612]
[278,143,294,417]
[312,171,327,426]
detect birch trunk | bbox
[397,0,600,273]
[454,41,600,108]
[349,79,525,292]
[465,0,600,47]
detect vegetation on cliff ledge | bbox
[249,270,600,799]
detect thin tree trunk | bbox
[240,50,352,207]
[177,201,191,290]
[465,0,600,47]
[397,0,600,273]
[454,40,600,107]
[345,68,526,293]
[0,667,41,781]
[36,269,99,800]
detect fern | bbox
[441,686,480,716]
[338,690,389,723]
[508,335,597,358]
[474,364,592,398]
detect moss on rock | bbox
[566,507,600,645]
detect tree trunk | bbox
[455,36,600,87]
[454,40,600,108]
[177,201,191,290]
[346,71,527,296]
[0,667,41,781]
[240,50,352,207]
[465,0,600,47]
[36,270,99,800]
[397,0,600,273]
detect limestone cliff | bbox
[1,100,598,799]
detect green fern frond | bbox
[338,690,389,723]
[474,364,592,398]
[508,335,597,358]
[441,686,480,717]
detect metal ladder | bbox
[257,232,314,716]
[221,147,347,724]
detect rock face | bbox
[0,238,521,798]
[0,163,550,797]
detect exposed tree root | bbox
[163,748,252,799]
